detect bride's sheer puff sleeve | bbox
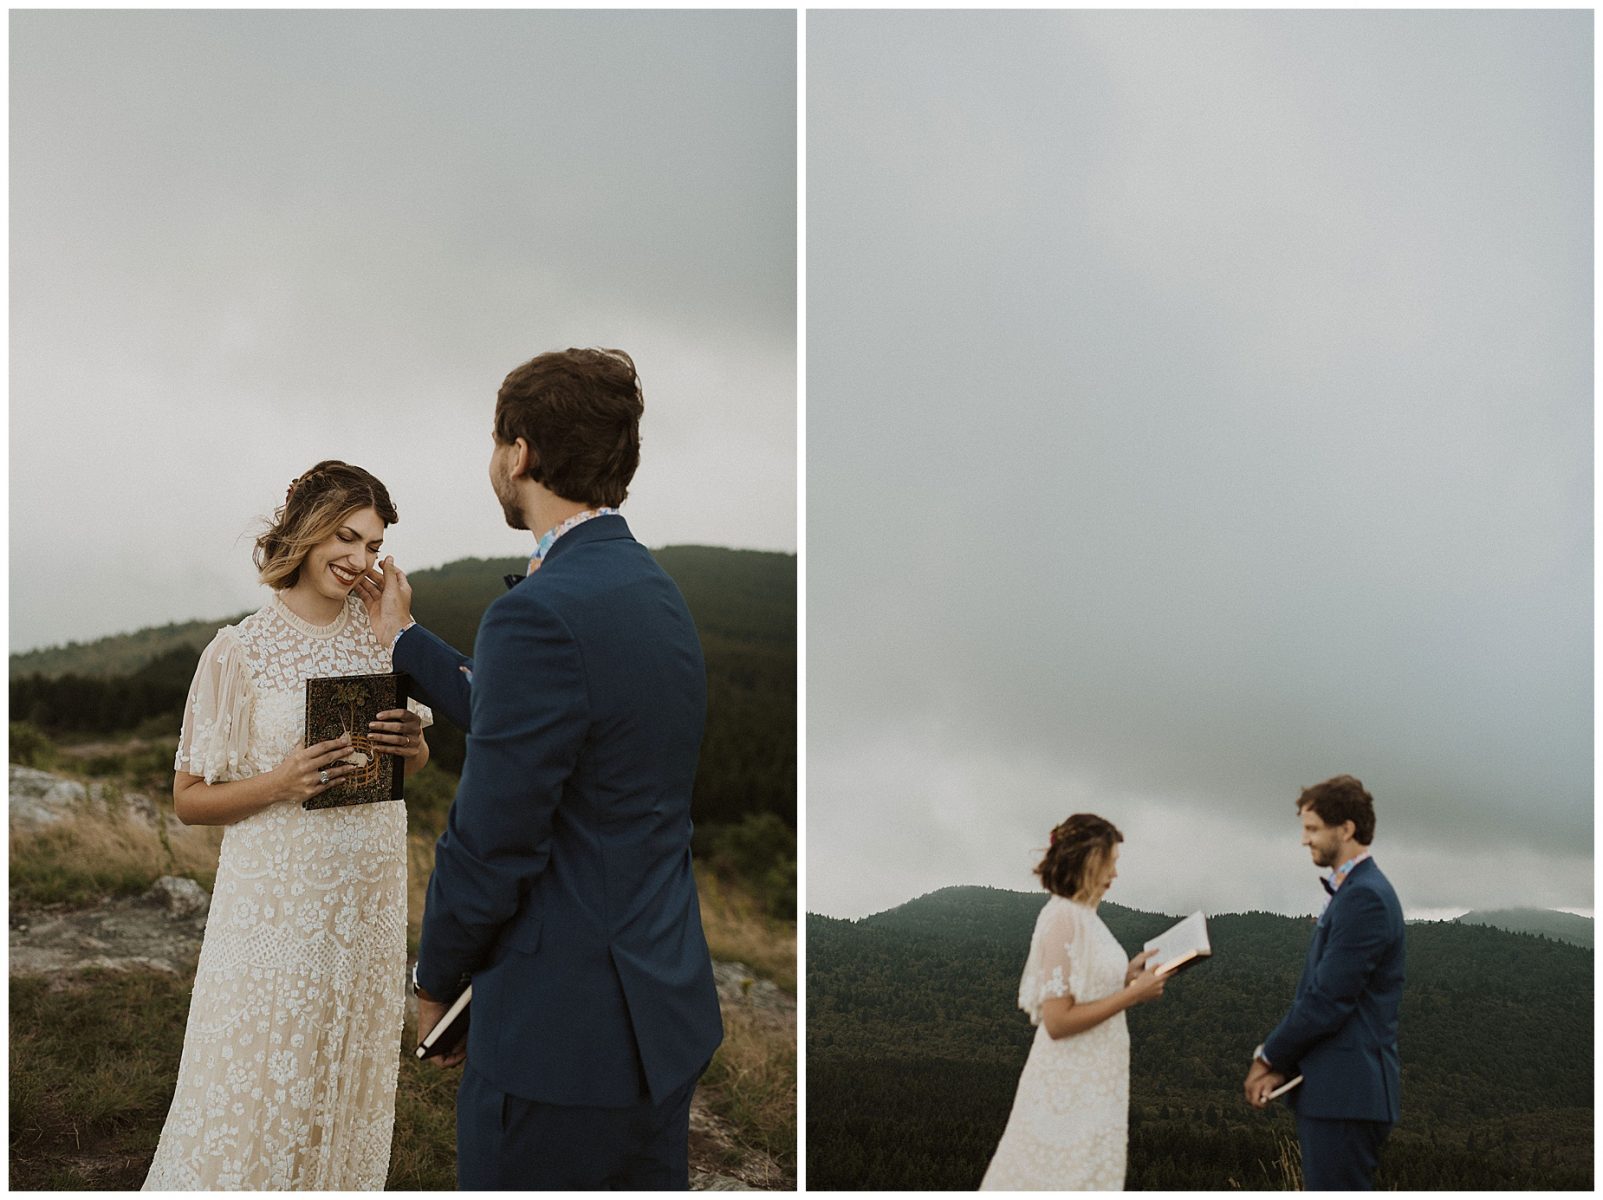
[1018,899,1092,1025]
[174,627,255,784]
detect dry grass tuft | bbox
[1262,1129,1303,1190]
[11,802,223,908]
[695,864,796,992]
[703,1002,797,1178]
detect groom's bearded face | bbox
[489,438,526,531]
[1299,810,1344,868]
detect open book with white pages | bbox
[1142,910,1212,977]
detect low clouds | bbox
[808,10,1590,918]
[12,10,795,651]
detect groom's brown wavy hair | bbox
[1037,813,1124,901]
[494,347,644,508]
[1296,775,1376,845]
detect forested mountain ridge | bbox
[11,547,795,835]
[808,885,1592,1190]
[12,545,791,675]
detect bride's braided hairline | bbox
[255,461,398,591]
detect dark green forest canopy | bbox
[10,546,796,832]
[808,886,1593,1190]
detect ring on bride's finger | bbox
[319,769,330,785]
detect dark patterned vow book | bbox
[303,673,409,810]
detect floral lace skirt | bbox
[981,1017,1130,1190]
[143,801,408,1190]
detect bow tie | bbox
[1320,876,1336,897]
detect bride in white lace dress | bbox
[981,815,1167,1191]
[143,462,432,1190]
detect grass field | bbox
[9,749,796,1189]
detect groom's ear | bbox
[514,437,543,482]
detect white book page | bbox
[1142,910,1210,973]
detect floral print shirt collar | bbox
[527,507,619,575]
[1328,849,1371,892]
[1318,850,1372,917]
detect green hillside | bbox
[1453,907,1593,949]
[10,546,795,840]
[808,885,1593,1190]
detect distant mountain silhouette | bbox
[1453,907,1592,949]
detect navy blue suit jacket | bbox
[400,514,723,1108]
[1263,857,1404,1123]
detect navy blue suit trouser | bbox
[1296,1114,1391,1190]
[456,1063,703,1190]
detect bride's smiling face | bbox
[297,507,386,602]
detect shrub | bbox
[10,721,57,768]
[700,812,796,921]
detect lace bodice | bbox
[174,592,430,784]
[145,593,430,1190]
[982,896,1132,1190]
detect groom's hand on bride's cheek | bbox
[357,556,414,646]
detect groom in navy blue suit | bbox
[362,347,722,1189]
[1245,775,1404,1191]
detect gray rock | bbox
[108,786,163,829]
[10,896,205,976]
[9,765,92,830]
[690,1169,748,1190]
[147,875,211,918]
[712,960,793,1014]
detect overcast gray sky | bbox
[808,10,1591,921]
[11,9,794,653]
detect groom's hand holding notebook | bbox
[415,984,472,1061]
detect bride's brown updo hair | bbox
[1036,814,1124,901]
[254,460,398,590]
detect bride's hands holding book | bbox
[270,734,358,804]
[1124,958,1167,1006]
[1125,949,1158,985]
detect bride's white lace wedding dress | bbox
[143,593,430,1190]
[981,895,1130,1190]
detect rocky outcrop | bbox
[9,765,90,830]
[9,764,164,833]
[713,959,796,1019]
[9,876,209,978]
